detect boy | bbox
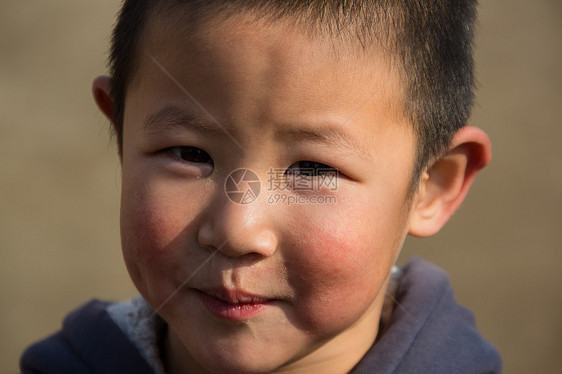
[21,0,502,373]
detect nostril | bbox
[200,243,218,254]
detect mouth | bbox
[194,288,274,321]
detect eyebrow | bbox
[143,105,235,136]
[279,126,372,161]
[144,105,371,160]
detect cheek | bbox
[284,197,408,331]
[287,228,382,332]
[121,191,181,255]
[119,176,200,304]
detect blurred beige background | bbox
[1,1,560,373]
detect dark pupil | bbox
[180,147,211,163]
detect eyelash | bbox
[169,146,213,165]
[285,161,339,177]
[167,147,340,177]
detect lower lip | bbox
[196,291,272,321]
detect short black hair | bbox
[109,0,478,188]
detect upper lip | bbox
[197,288,271,304]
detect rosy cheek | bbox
[120,184,190,298]
[285,221,377,323]
[283,193,405,331]
[122,195,176,253]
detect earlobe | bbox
[408,127,492,237]
[92,75,115,124]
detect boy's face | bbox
[119,12,417,374]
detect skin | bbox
[93,9,491,374]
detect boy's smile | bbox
[118,10,417,374]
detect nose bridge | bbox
[198,188,279,258]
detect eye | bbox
[285,161,338,177]
[170,146,213,165]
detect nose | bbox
[197,195,279,259]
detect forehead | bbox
[129,6,410,152]
[138,6,403,89]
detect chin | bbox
[195,354,284,374]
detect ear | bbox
[92,75,116,125]
[93,75,123,159]
[408,126,492,237]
